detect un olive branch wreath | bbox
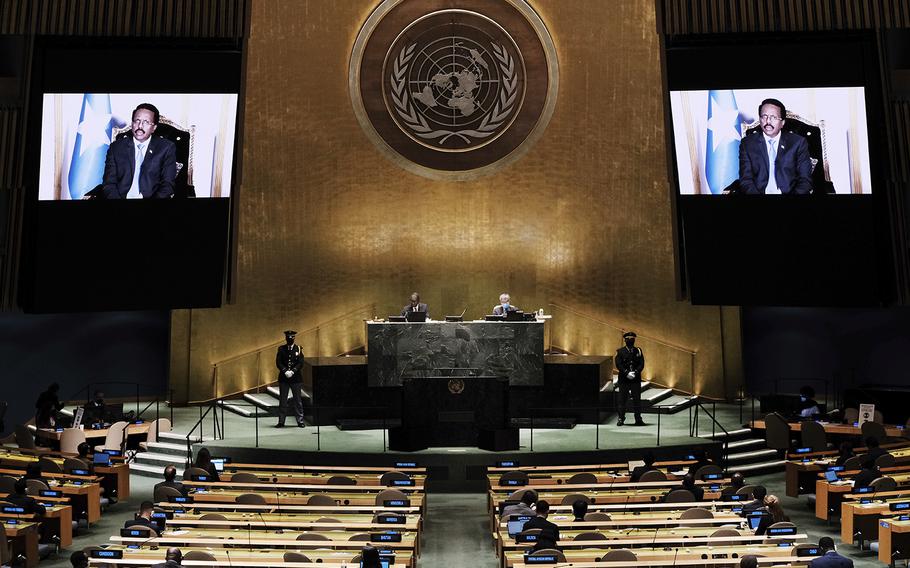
[390,42,519,146]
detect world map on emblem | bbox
[351,0,558,178]
[387,29,522,150]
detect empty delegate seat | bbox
[94,421,128,453]
[711,528,741,538]
[235,493,267,505]
[584,512,611,521]
[800,420,828,452]
[183,551,217,561]
[764,412,791,451]
[601,549,638,561]
[230,472,261,483]
[567,472,597,484]
[379,471,410,486]
[284,551,312,562]
[560,493,591,506]
[870,477,897,492]
[664,489,695,503]
[574,531,608,541]
[59,428,87,454]
[693,464,723,480]
[327,475,357,485]
[528,549,567,562]
[374,488,407,505]
[638,470,667,482]
[498,470,530,486]
[679,507,713,519]
[37,457,63,474]
[154,485,183,503]
[307,494,336,506]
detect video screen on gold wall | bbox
[38,93,238,200]
[669,87,872,196]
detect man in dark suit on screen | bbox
[401,292,429,319]
[101,103,176,199]
[738,98,812,195]
[276,330,306,428]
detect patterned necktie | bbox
[127,143,146,199]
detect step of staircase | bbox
[699,428,753,442]
[243,393,280,411]
[134,451,187,466]
[725,438,765,451]
[266,384,312,400]
[143,441,187,456]
[732,459,787,474]
[158,431,201,444]
[641,387,673,405]
[219,400,258,418]
[724,448,779,464]
[643,394,698,414]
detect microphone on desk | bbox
[247,521,253,552]
[650,526,660,548]
[224,547,234,567]
[275,490,283,518]
[671,546,680,568]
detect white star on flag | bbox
[75,98,112,157]
[705,94,741,152]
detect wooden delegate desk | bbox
[185,480,423,493]
[486,460,697,475]
[223,463,427,475]
[0,503,73,548]
[503,541,810,567]
[35,422,150,443]
[157,502,422,516]
[750,419,906,438]
[186,489,426,510]
[224,470,426,486]
[816,468,910,520]
[877,517,910,564]
[785,443,910,497]
[0,449,131,500]
[91,561,409,568]
[168,514,421,534]
[89,546,413,567]
[113,529,418,552]
[4,520,40,568]
[511,560,814,568]
[840,499,910,548]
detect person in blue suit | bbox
[809,536,854,568]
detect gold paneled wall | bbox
[169,0,744,403]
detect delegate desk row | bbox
[0,446,131,501]
[783,440,910,497]
[814,463,910,520]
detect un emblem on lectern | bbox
[448,379,466,395]
[350,0,558,180]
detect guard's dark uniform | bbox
[614,342,645,425]
[276,337,305,427]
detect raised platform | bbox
[154,404,751,491]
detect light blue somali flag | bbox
[704,90,741,195]
[67,93,113,199]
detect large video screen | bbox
[38,93,238,200]
[669,87,871,195]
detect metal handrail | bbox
[185,400,221,463]
[547,302,697,355]
[690,400,730,463]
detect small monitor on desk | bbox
[92,452,111,465]
[445,315,463,322]
[485,314,505,321]
[405,311,427,323]
[825,470,839,482]
[387,316,406,322]
[504,310,524,321]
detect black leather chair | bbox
[84,116,195,199]
[724,111,835,195]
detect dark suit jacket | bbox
[738,131,812,195]
[150,562,182,568]
[401,303,429,318]
[853,467,881,489]
[154,480,187,497]
[522,515,560,551]
[809,551,854,568]
[615,346,645,383]
[102,135,177,199]
[276,343,304,384]
[124,515,157,531]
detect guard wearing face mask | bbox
[615,331,645,426]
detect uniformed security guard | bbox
[614,331,645,426]
[276,330,306,428]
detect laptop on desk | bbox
[405,311,427,322]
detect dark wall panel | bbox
[0,310,169,435]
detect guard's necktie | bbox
[766,139,779,194]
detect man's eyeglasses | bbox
[760,114,782,123]
[132,119,154,127]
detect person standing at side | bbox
[614,331,645,426]
[276,330,306,428]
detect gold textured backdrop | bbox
[169,0,743,403]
